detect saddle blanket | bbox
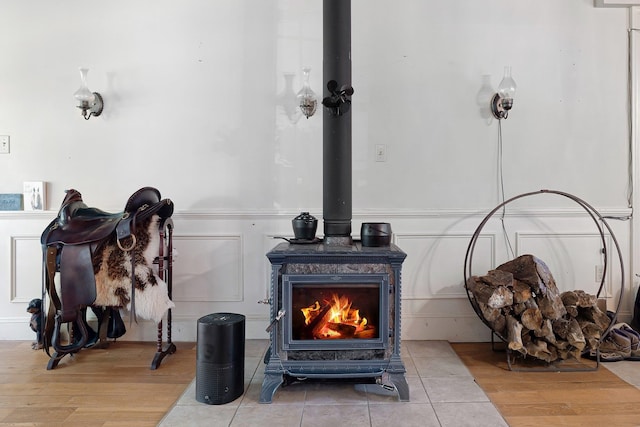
[92,214,174,323]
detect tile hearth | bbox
[159,340,507,427]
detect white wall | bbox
[0,1,634,342]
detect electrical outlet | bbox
[0,135,9,154]
[375,144,387,162]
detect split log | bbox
[561,290,597,308]
[520,307,543,331]
[467,254,609,363]
[478,301,502,322]
[578,320,601,349]
[537,294,568,321]
[479,302,506,335]
[511,279,533,303]
[562,290,598,318]
[497,254,550,295]
[564,318,586,351]
[498,255,566,320]
[556,345,582,361]
[552,318,571,340]
[579,305,611,331]
[534,319,554,342]
[466,277,513,309]
[512,303,525,316]
[524,339,554,362]
[564,305,579,318]
[479,269,513,287]
[506,315,526,355]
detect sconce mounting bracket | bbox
[491,93,513,120]
[78,92,104,120]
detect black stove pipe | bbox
[323,0,352,239]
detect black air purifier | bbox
[196,313,245,405]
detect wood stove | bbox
[258,0,409,404]
[259,241,408,403]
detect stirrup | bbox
[51,311,88,354]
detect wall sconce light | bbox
[322,80,354,117]
[73,68,103,120]
[297,67,318,119]
[491,66,517,120]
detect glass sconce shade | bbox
[497,66,517,105]
[74,67,103,120]
[74,68,96,103]
[297,67,317,119]
[491,66,516,120]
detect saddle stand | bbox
[150,216,176,370]
[41,187,176,370]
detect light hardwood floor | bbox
[452,342,640,426]
[3,340,640,426]
[0,340,196,427]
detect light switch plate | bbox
[0,136,9,154]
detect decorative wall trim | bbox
[0,206,631,221]
[171,234,244,302]
[10,235,41,303]
[395,233,495,300]
[595,0,640,7]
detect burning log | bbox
[353,328,376,339]
[326,322,357,338]
[307,303,333,338]
[467,254,610,363]
[301,292,377,340]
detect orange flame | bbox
[300,293,371,339]
[301,301,321,325]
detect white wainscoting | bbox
[172,234,244,303]
[10,236,42,303]
[0,207,633,343]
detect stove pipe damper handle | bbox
[323,0,353,244]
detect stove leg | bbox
[259,373,283,403]
[388,373,409,402]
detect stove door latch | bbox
[265,309,286,333]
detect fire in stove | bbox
[283,274,387,350]
[300,292,375,339]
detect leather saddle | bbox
[41,187,173,353]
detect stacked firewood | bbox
[466,254,611,362]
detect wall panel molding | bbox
[516,232,616,297]
[395,233,496,300]
[10,235,42,303]
[171,234,244,303]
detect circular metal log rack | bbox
[463,189,625,371]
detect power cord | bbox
[498,119,515,259]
